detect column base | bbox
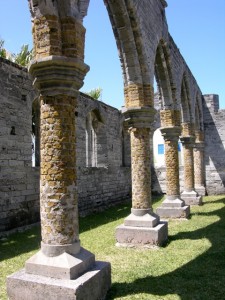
[195,185,206,196]
[25,247,95,280]
[115,211,168,247]
[156,198,190,219]
[7,261,111,300]
[181,190,202,205]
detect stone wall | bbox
[203,95,225,195]
[76,94,131,216]
[1,58,225,233]
[0,58,131,232]
[0,57,40,232]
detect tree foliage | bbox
[0,39,33,67]
[86,87,102,100]
[14,44,33,67]
[0,39,6,58]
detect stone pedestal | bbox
[116,208,168,247]
[7,262,111,300]
[181,190,202,206]
[116,107,168,247]
[195,185,206,196]
[156,126,189,219]
[156,197,190,219]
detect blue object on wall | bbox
[158,144,164,154]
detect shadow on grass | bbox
[106,195,225,300]
[0,225,41,262]
[79,194,164,233]
[0,195,164,263]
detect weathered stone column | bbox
[180,123,202,205]
[156,127,190,218]
[156,110,189,218]
[193,130,206,196]
[116,84,168,247]
[7,2,111,299]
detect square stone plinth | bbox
[156,205,190,219]
[181,191,202,206]
[7,261,111,300]
[156,198,190,219]
[25,247,95,280]
[116,222,168,247]
[195,185,206,196]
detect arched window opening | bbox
[32,97,40,167]
[121,129,131,167]
[85,109,107,167]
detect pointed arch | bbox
[180,73,192,124]
[154,40,176,109]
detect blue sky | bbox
[0,0,224,109]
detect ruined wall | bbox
[0,58,39,232]
[0,59,131,232]
[1,60,225,233]
[76,94,131,216]
[203,94,225,195]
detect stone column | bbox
[193,130,206,195]
[156,126,189,218]
[180,123,202,205]
[116,84,168,247]
[7,2,111,299]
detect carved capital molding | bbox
[160,126,181,141]
[193,142,204,150]
[180,136,196,147]
[29,55,89,96]
[122,106,156,129]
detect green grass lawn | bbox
[1,195,225,299]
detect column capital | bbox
[180,136,195,146]
[29,55,89,96]
[160,126,181,141]
[193,142,204,150]
[122,106,156,129]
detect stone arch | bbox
[154,39,176,110]
[180,73,192,123]
[105,1,150,87]
[195,92,204,133]
[180,72,195,137]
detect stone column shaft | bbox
[183,145,195,192]
[40,94,79,249]
[193,143,206,195]
[165,138,180,197]
[194,146,204,186]
[131,128,151,209]
[180,130,202,205]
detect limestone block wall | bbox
[76,94,131,216]
[0,58,131,232]
[152,166,184,195]
[203,95,225,195]
[0,58,40,232]
[1,57,225,233]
